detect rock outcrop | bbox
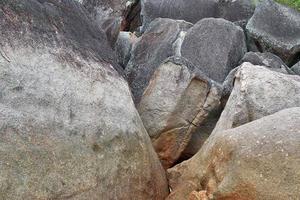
[181,18,247,83]
[246,0,300,65]
[125,18,192,103]
[167,107,300,200]
[0,1,168,199]
[138,57,222,168]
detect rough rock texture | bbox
[0,1,169,199]
[167,107,300,200]
[181,18,247,83]
[246,0,300,65]
[138,57,222,168]
[216,0,255,25]
[81,0,140,46]
[115,31,138,68]
[213,63,300,134]
[292,61,300,75]
[140,0,255,32]
[125,18,193,103]
[239,52,294,74]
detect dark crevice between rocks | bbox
[122,0,141,32]
[289,52,300,67]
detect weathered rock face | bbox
[213,63,300,134]
[0,1,168,199]
[125,18,193,103]
[239,52,293,74]
[167,107,300,200]
[246,0,300,65]
[140,0,255,32]
[292,61,300,75]
[138,57,222,168]
[181,18,247,83]
[81,0,140,46]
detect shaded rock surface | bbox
[138,57,222,168]
[246,0,300,65]
[167,107,300,200]
[181,18,247,83]
[239,52,293,74]
[125,18,192,103]
[0,1,169,199]
[141,0,255,32]
[115,31,138,68]
[292,61,300,75]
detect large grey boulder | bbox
[140,0,255,32]
[292,61,300,75]
[181,18,247,83]
[138,57,222,168]
[246,0,300,65]
[81,0,140,46]
[213,63,300,134]
[0,1,168,199]
[125,18,193,103]
[167,107,300,200]
[222,57,294,106]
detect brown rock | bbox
[167,107,300,200]
[138,57,222,168]
[189,191,209,200]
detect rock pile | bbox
[1,0,299,199]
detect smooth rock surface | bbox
[246,0,300,65]
[167,107,300,200]
[181,18,247,83]
[0,1,168,199]
[125,18,192,103]
[138,57,222,168]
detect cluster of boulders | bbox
[0,0,299,199]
